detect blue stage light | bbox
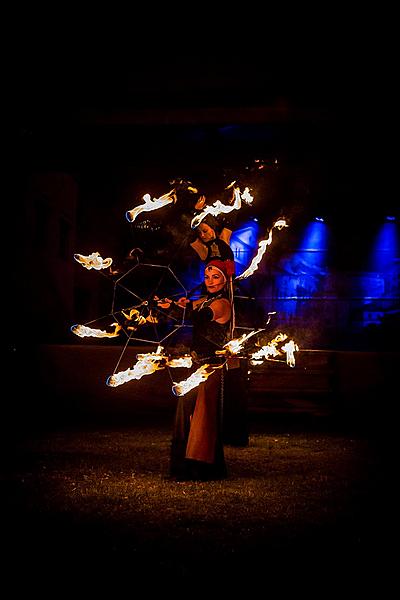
[230,220,260,268]
[274,219,330,317]
[370,220,399,272]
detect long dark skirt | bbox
[170,369,227,481]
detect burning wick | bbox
[235,218,288,280]
[126,190,177,223]
[74,252,113,270]
[71,323,121,338]
[191,186,253,229]
[172,364,220,396]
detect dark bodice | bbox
[205,238,234,263]
[191,295,230,363]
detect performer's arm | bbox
[210,298,231,324]
[155,296,192,319]
[219,227,232,245]
[190,239,208,260]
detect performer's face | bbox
[204,266,226,293]
[197,223,216,243]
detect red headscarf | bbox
[205,258,235,279]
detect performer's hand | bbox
[195,194,206,210]
[154,296,172,309]
[176,297,191,308]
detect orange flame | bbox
[126,190,177,223]
[107,346,165,387]
[235,218,288,280]
[71,323,121,338]
[216,329,264,356]
[107,346,193,387]
[191,186,253,229]
[136,345,165,362]
[172,364,218,396]
[122,308,150,330]
[250,333,288,363]
[250,333,299,367]
[122,308,158,329]
[281,340,299,367]
[167,356,193,368]
[107,359,164,387]
[145,314,158,324]
[74,252,113,270]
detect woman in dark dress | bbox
[190,215,250,449]
[159,259,233,481]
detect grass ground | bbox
[2,413,389,590]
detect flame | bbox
[136,345,165,362]
[107,346,193,387]
[167,356,193,368]
[107,359,164,387]
[107,346,165,387]
[122,308,149,330]
[71,323,122,338]
[126,189,177,223]
[216,329,264,356]
[145,313,158,324]
[190,186,253,229]
[121,308,140,320]
[122,307,158,330]
[241,186,254,205]
[136,346,192,368]
[281,339,299,367]
[104,330,298,387]
[250,333,288,363]
[74,252,113,270]
[250,333,299,367]
[235,218,288,280]
[172,364,218,396]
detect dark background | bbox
[10,36,397,350]
[4,29,396,592]
[13,42,394,233]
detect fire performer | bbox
[189,214,250,448]
[157,259,233,481]
[190,213,235,265]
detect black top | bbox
[204,238,234,264]
[191,293,231,363]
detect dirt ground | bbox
[2,412,391,590]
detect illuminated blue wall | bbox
[275,218,330,316]
[180,216,399,347]
[230,220,260,270]
[370,218,399,273]
[360,217,400,326]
